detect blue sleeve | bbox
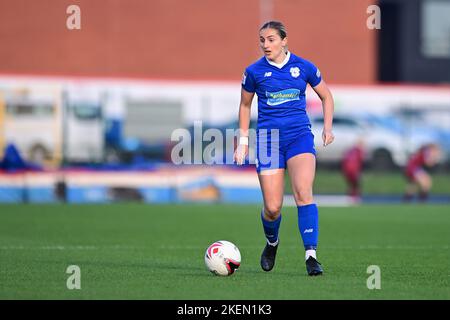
[241,68,256,93]
[305,60,322,87]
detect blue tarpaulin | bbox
[0,144,42,172]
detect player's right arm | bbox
[234,88,255,165]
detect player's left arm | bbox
[312,80,335,146]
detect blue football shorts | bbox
[255,130,316,173]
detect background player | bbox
[403,143,441,202]
[341,140,365,203]
[234,21,334,276]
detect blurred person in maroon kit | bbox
[403,143,441,202]
[341,140,365,202]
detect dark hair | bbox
[260,21,287,39]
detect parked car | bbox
[390,108,450,166]
[310,113,441,170]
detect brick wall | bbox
[0,0,376,84]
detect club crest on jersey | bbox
[290,67,300,78]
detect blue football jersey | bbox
[242,52,322,142]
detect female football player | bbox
[234,21,335,276]
[342,140,365,202]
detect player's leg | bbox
[258,168,285,238]
[344,171,357,197]
[287,153,317,243]
[287,153,323,275]
[349,171,361,202]
[286,132,323,276]
[403,169,418,202]
[403,181,417,202]
[257,168,285,271]
[414,169,432,202]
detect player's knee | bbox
[293,188,313,206]
[423,178,432,191]
[264,204,282,220]
[418,175,432,191]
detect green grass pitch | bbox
[0,204,449,300]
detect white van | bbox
[0,84,104,167]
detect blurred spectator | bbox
[403,143,441,202]
[341,140,365,202]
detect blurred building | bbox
[1,0,449,83]
[378,0,450,83]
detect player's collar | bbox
[265,51,291,69]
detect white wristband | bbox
[239,136,249,145]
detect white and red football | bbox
[204,240,241,276]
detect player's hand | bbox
[322,129,334,147]
[233,143,249,165]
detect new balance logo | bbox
[264,72,272,77]
[303,228,314,234]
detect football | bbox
[204,240,241,276]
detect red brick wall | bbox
[0,0,376,84]
[275,0,377,84]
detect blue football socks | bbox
[297,204,319,250]
[261,210,281,245]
